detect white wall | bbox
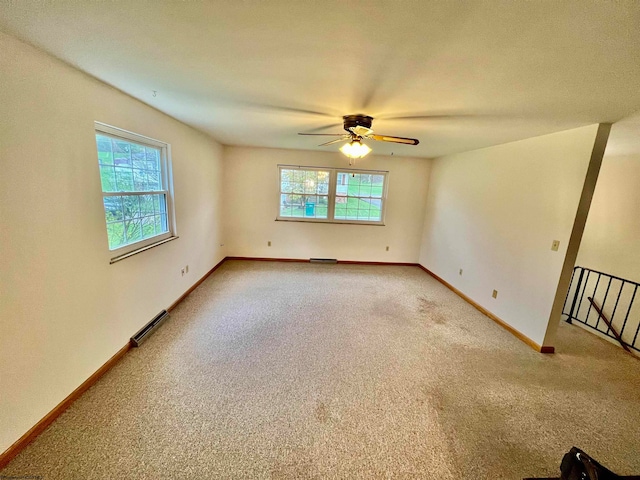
[577,154,640,282]
[223,147,431,262]
[0,33,225,453]
[418,126,600,346]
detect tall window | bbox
[278,166,388,225]
[95,123,175,259]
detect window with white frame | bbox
[278,166,388,224]
[95,123,175,259]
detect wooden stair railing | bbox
[587,296,631,353]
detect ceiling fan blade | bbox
[370,134,419,145]
[305,123,343,133]
[379,113,486,121]
[319,138,349,146]
[298,133,346,136]
[349,125,374,137]
[242,103,338,118]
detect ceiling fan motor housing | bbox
[343,114,373,133]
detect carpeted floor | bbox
[2,260,639,479]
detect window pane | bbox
[281,168,330,199]
[292,170,305,183]
[160,214,168,232]
[371,175,384,197]
[125,218,142,243]
[368,210,382,222]
[114,167,134,191]
[122,195,140,220]
[110,192,168,244]
[358,208,371,220]
[279,192,331,219]
[140,194,155,215]
[316,206,328,218]
[96,134,113,165]
[147,170,162,191]
[99,165,117,192]
[280,169,294,193]
[318,170,329,182]
[103,196,124,222]
[318,171,329,194]
[113,140,132,167]
[159,194,167,214]
[100,137,163,193]
[304,171,317,193]
[154,215,163,233]
[106,222,126,250]
[141,216,156,239]
[131,144,146,169]
[286,194,304,217]
[280,205,293,217]
[334,171,385,222]
[298,195,328,219]
[153,194,161,213]
[349,174,362,196]
[145,147,160,170]
[369,198,382,209]
[133,169,148,191]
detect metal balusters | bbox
[563,267,640,353]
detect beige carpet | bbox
[2,260,639,479]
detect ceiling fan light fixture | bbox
[340,139,371,159]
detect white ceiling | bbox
[2,0,640,158]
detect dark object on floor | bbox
[526,447,640,480]
[560,447,620,479]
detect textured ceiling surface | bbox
[1,0,640,157]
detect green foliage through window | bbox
[278,167,386,223]
[96,130,170,251]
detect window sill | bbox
[110,236,179,264]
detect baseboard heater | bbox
[310,258,338,264]
[131,310,170,347]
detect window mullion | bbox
[328,169,337,221]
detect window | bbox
[278,166,388,225]
[334,171,385,222]
[279,167,330,220]
[95,123,175,260]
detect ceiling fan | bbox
[298,114,419,164]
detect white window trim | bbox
[95,122,178,262]
[276,165,389,226]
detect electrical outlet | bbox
[459,268,463,276]
[268,241,272,247]
[386,246,389,251]
[551,240,560,251]
[185,265,189,274]
[492,290,498,299]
